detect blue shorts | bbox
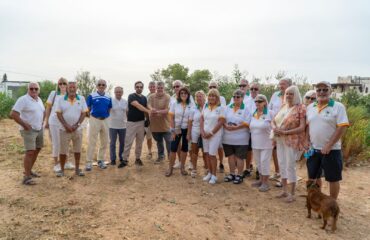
[306,150,343,182]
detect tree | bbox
[14,80,56,103]
[150,69,163,82]
[232,64,248,84]
[75,71,97,99]
[160,63,189,94]
[2,73,7,82]
[275,70,287,80]
[187,70,212,95]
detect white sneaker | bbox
[53,163,61,172]
[188,162,194,170]
[173,160,181,169]
[203,173,212,181]
[64,162,75,170]
[209,175,218,185]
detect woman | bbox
[201,89,225,184]
[222,90,251,184]
[249,94,274,191]
[303,90,316,106]
[44,77,74,172]
[187,91,206,178]
[272,85,308,202]
[167,87,192,176]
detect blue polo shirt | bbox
[86,92,112,118]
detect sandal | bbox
[181,169,188,176]
[56,170,64,177]
[165,168,173,177]
[75,169,85,177]
[233,175,243,184]
[30,171,41,178]
[275,192,289,198]
[224,174,235,182]
[22,176,36,185]
[191,170,197,178]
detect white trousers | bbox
[252,148,272,176]
[49,124,60,157]
[276,139,299,183]
[87,117,109,163]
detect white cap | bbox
[316,81,331,88]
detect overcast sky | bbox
[0,0,369,94]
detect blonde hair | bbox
[284,85,302,105]
[207,89,221,106]
[195,90,206,105]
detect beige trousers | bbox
[87,117,109,163]
[123,121,145,161]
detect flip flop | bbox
[22,176,36,185]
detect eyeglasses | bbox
[135,86,143,89]
[29,88,39,91]
[58,82,67,86]
[316,88,329,93]
[305,96,316,101]
[239,84,247,88]
[173,85,180,89]
[97,84,106,87]
[254,100,264,103]
[180,92,188,95]
[250,88,259,91]
[209,86,217,89]
[233,95,242,99]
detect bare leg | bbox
[273,148,279,174]
[74,152,81,172]
[30,148,41,169]
[147,138,152,155]
[59,154,67,172]
[218,147,224,165]
[228,155,236,174]
[236,157,244,176]
[209,155,217,176]
[24,150,36,177]
[329,181,340,200]
[245,150,252,170]
[166,152,176,176]
[180,151,188,175]
[191,143,199,170]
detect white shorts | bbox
[49,124,60,157]
[191,129,200,144]
[203,131,222,156]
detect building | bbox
[0,76,29,98]
[325,76,370,99]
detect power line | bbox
[0,68,50,79]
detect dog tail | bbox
[332,205,340,220]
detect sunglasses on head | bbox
[233,95,242,99]
[239,84,247,88]
[254,100,264,103]
[209,86,217,89]
[316,88,329,93]
[98,84,106,87]
[250,88,259,91]
[305,96,316,100]
[29,88,39,91]
[173,85,180,89]
[58,82,67,86]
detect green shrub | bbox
[0,93,15,119]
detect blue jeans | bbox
[152,132,171,158]
[109,128,126,162]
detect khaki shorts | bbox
[59,129,83,155]
[144,127,153,140]
[20,129,44,151]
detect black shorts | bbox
[223,144,248,159]
[306,150,343,182]
[170,129,188,153]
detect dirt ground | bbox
[0,119,369,240]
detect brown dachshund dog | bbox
[305,180,340,232]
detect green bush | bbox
[0,93,15,119]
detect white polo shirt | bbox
[46,91,66,126]
[306,99,349,150]
[250,109,274,149]
[55,94,88,131]
[12,94,45,130]
[189,105,202,132]
[169,101,192,129]
[222,103,251,145]
[245,95,257,115]
[269,91,284,117]
[202,104,225,133]
[108,98,128,129]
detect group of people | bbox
[11,77,349,203]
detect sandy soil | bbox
[0,119,369,240]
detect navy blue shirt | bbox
[86,92,112,118]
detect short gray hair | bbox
[172,80,183,86]
[156,81,165,87]
[233,89,245,98]
[149,81,156,86]
[280,78,292,86]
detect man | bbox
[55,82,88,177]
[119,81,151,168]
[10,82,45,185]
[148,81,171,163]
[306,81,349,199]
[145,81,156,158]
[208,81,226,172]
[229,79,251,105]
[268,78,292,182]
[86,79,112,171]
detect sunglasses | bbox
[29,88,39,91]
[239,84,247,88]
[250,88,259,91]
[316,88,329,93]
[233,95,242,99]
[59,82,67,86]
[98,84,106,87]
[209,86,217,89]
[254,100,264,103]
[305,96,316,101]
[173,85,180,89]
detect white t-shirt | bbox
[46,91,66,126]
[189,105,202,132]
[269,91,284,117]
[202,104,225,133]
[169,101,192,129]
[250,109,274,149]
[55,94,88,131]
[108,98,128,129]
[222,103,251,145]
[306,99,349,150]
[12,94,45,130]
